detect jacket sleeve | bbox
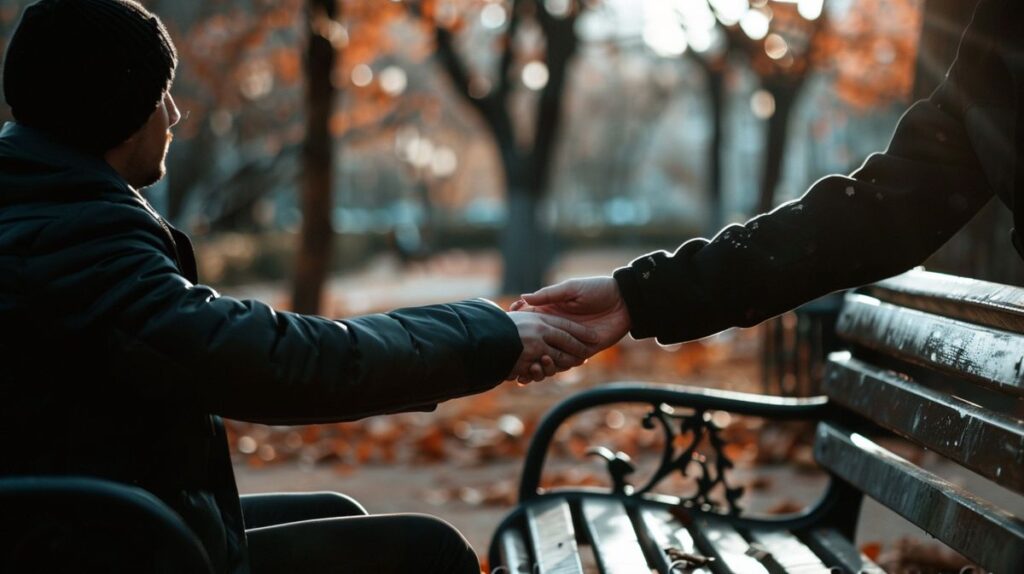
[24,202,523,424]
[613,66,993,345]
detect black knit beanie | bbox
[2,0,177,154]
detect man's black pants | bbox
[243,492,480,573]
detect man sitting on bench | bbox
[0,1,597,572]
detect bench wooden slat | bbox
[747,529,832,574]
[813,422,1024,572]
[498,528,532,574]
[638,508,712,574]
[691,516,769,574]
[871,269,1024,334]
[526,499,584,574]
[580,498,650,574]
[836,294,1024,397]
[802,529,884,574]
[824,354,1024,493]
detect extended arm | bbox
[25,201,590,424]
[521,8,1001,346]
[615,94,992,344]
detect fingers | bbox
[529,362,545,382]
[515,361,544,384]
[510,355,558,384]
[541,329,589,365]
[507,311,594,382]
[537,313,599,344]
[521,280,576,307]
[540,355,557,377]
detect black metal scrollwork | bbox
[589,403,745,515]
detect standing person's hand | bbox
[510,276,631,355]
[507,311,598,383]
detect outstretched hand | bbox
[507,311,598,384]
[510,276,631,356]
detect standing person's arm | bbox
[613,99,991,344]
[517,0,1007,346]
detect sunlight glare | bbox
[643,21,688,57]
[643,0,687,57]
[379,66,408,96]
[751,89,775,119]
[522,61,550,90]
[764,33,789,59]
[351,64,373,87]
[430,146,458,178]
[677,0,717,33]
[798,0,824,20]
[480,3,507,30]
[709,0,748,26]
[544,0,573,19]
[739,8,771,41]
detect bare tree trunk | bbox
[499,4,577,294]
[292,0,337,314]
[756,78,802,214]
[502,189,545,294]
[691,54,727,234]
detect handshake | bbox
[504,276,632,384]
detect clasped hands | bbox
[505,276,631,383]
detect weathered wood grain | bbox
[871,269,1024,333]
[638,507,713,574]
[498,528,532,574]
[747,529,832,574]
[824,354,1024,493]
[814,422,1024,572]
[580,498,650,574]
[690,515,769,574]
[836,293,1024,396]
[802,529,884,574]
[526,499,584,574]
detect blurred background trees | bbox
[3,0,1016,310]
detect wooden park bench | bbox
[488,269,1024,573]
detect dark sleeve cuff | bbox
[613,264,654,340]
[453,298,523,384]
[613,240,709,343]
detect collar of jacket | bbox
[0,121,165,216]
[0,122,196,278]
[0,121,129,193]
[1,121,165,217]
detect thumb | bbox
[522,280,576,307]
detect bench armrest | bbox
[518,382,829,503]
[0,476,214,574]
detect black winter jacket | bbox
[615,0,1023,344]
[0,122,522,573]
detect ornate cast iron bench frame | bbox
[488,270,1024,574]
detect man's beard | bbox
[136,132,173,190]
[137,162,166,189]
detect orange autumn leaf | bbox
[861,541,883,561]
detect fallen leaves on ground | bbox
[224,325,850,518]
[226,330,763,473]
[872,537,984,574]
